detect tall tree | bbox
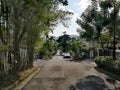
[76,0,120,59]
[57,34,71,52]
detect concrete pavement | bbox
[21,56,120,90]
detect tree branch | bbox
[18,26,27,43]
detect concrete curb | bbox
[96,67,120,81]
[5,67,40,90]
[13,68,40,90]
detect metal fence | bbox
[96,49,120,58]
[84,49,120,59]
[0,48,27,77]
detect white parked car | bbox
[63,52,71,58]
[61,52,65,56]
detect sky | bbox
[50,0,91,37]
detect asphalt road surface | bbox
[22,56,120,90]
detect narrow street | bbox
[22,56,120,90]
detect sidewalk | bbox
[6,59,46,90]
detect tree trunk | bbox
[12,21,21,73]
[27,45,34,68]
[13,41,21,73]
[99,37,105,56]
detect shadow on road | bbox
[67,58,95,63]
[65,58,85,63]
[95,67,120,81]
[95,67,120,90]
[69,75,108,90]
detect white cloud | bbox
[71,13,79,22]
[58,5,66,11]
[52,0,92,36]
[58,5,75,14]
[78,0,91,14]
[58,6,78,23]
[67,9,74,13]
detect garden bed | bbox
[1,67,38,90]
[95,56,120,75]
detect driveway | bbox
[22,56,120,90]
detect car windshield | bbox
[64,52,70,55]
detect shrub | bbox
[95,56,120,75]
[114,60,120,74]
[95,56,113,67]
[72,52,81,60]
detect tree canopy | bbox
[76,0,120,59]
[0,0,72,85]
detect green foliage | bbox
[100,0,112,9]
[81,24,94,41]
[77,0,120,40]
[39,38,57,59]
[57,34,71,52]
[95,56,120,75]
[76,1,99,40]
[77,0,120,59]
[57,34,84,59]
[57,34,89,59]
[0,0,70,84]
[100,32,110,42]
[95,56,113,67]
[69,38,82,59]
[57,0,68,6]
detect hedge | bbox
[95,56,120,75]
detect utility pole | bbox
[113,18,116,59]
[113,2,116,59]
